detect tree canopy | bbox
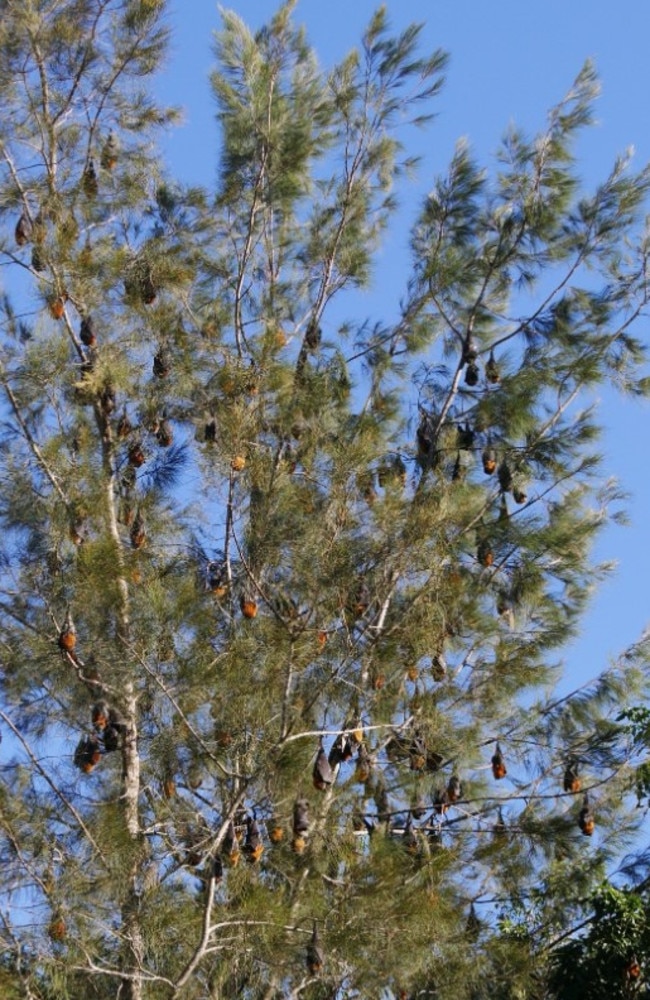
[1,2,650,998]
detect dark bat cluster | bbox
[73,701,127,774]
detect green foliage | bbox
[0,2,649,999]
[549,882,650,1000]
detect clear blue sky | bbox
[156,0,650,692]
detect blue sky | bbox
[156,0,650,692]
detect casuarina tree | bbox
[1,2,650,998]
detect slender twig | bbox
[172,874,216,994]
[129,647,238,780]
[0,709,108,863]
[0,368,69,506]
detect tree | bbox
[545,710,650,1000]
[0,2,649,997]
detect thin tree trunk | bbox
[101,427,146,1000]
[119,683,145,1000]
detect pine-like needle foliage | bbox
[0,3,649,999]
